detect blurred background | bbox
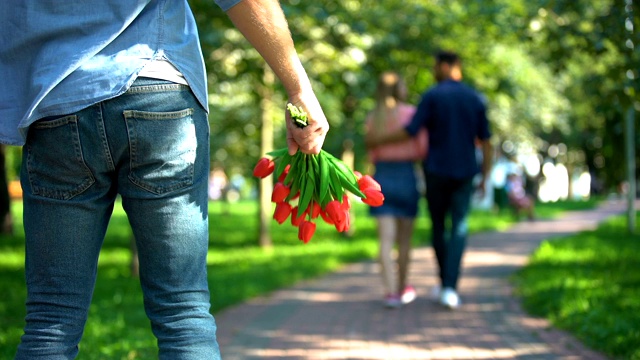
[0,2,638,358]
[1,0,638,222]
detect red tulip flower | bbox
[291,206,307,227]
[362,188,385,207]
[319,209,335,225]
[358,175,381,192]
[311,202,321,219]
[273,202,292,224]
[257,104,387,244]
[335,217,345,232]
[271,182,291,203]
[342,213,351,232]
[253,158,275,178]
[298,220,317,243]
[325,200,345,224]
[335,210,350,233]
[278,164,291,183]
[341,194,351,210]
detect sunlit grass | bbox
[513,212,640,359]
[0,197,596,358]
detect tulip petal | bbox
[253,158,275,178]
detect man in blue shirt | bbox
[367,51,492,310]
[1,1,329,359]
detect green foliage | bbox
[520,0,639,188]
[533,196,600,217]
[189,0,610,183]
[2,146,21,181]
[513,212,640,359]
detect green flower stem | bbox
[266,104,366,218]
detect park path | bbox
[214,199,634,360]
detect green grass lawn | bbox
[513,211,640,360]
[0,197,597,358]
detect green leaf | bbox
[320,190,332,208]
[308,155,320,198]
[266,148,289,158]
[337,170,365,198]
[299,154,308,184]
[287,175,301,202]
[308,155,318,186]
[274,152,292,182]
[283,152,301,186]
[318,153,330,203]
[319,149,336,160]
[298,176,315,216]
[328,163,343,200]
[328,156,358,184]
[285,152,304,200]
[295,154,308,204]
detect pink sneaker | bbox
[401,286,417,305]
[383,293,402,308]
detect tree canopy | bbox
[188,0,638,191]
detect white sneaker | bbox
[439,287,460,309]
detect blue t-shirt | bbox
[405,79,491,179]
[0,0,241,146]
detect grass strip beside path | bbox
[513,211,640,359]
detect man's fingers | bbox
[283,98,329,155]
[287,137,299,155]
[292,126,326,154]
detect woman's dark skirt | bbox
[368,161,420,218]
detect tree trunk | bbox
[341,94,358,237]
[258,66,275,248]
[624,106,636,233]
[342,139,355,238]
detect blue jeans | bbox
[425,172,474,290]
[16,78,220,359]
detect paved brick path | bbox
[214,200,633,359]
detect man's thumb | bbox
[287,138,299,155]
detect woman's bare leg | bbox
[396,217,415,293]
[377,216,397,295]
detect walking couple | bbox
[365,51,492,310]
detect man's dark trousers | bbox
[425,172,474,290]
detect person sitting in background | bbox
[505,172,536,221]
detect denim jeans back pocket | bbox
[25,115,95,200]
[124,108,196,195]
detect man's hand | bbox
[476,177,486,198]
[476,138,493,199]
[285,94,329,155]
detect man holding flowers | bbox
[2,0,328,358]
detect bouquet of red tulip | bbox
[253,104,384,244]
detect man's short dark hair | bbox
[435,51,460,65]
